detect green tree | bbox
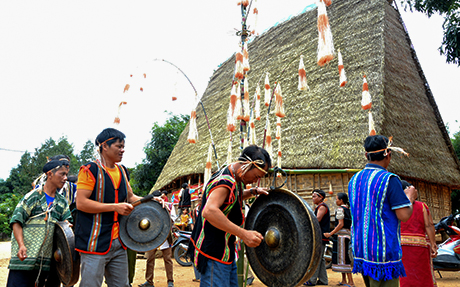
[0,193,21,236]
[400,0,460,65]
[77,140,96,167]
[131,112,190,196]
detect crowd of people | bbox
[5,131,441,287]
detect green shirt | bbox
[8,187,72,271]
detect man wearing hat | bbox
[178,182,192,210]
[7,159,72,287]
[348,135,417,286]
[305,189,330,286]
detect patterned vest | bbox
[75,161,129,254]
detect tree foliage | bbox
[131,113,190,196]
[400,0,460,66]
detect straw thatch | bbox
[153,0,460,192]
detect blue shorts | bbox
[200,259,238,287]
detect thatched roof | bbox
[153,0,460,191]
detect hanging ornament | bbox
[234,48,244,80]
[243,41,250,73]
[114,101,127,124]
[227,82,238,132]
[143,73,146,78]
[252,0,259,35]
[243,136,248,149]
[264,73,270,107]
[324,0,332,6]
[361,75,372,110]
[277,137,282,177]
[235,82,243,121]
[338,49,347,87]
[317,0,335,66]
[298,55,309,91]
[203,143,213,187]
[187,109,198,143]
[274,83,285,118]
[123,84,130,93]
[249,114,257,145]
[369,111,376,136]
[243,77,250,122]
[254,84,261,121]
[276,117,281,140]
[266,118,273,159]
[238,0,249,7]
[227,137,233,165]
[140,87,143,92]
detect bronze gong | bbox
[53,221,80,286]
[245,188,323,287]
[119,200,172,252]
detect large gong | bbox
[119,200,171,252]
[245,188,322,287]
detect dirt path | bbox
[1,241,459,286]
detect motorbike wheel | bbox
[174,244,193,267]
[324,244,333,269]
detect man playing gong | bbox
[75,128,144,287]
[189,145,271,287]
[7,158,72,287]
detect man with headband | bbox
[7,159,72,287]
[188,145,271,286]
[75,128,145,287]
[348,135,417,287]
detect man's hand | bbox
[241,229,264,248]
[152,196,170,211]
[17,245,27,261]
[431,244,438,258]
[324,232,332,238]
[114,203,134,216]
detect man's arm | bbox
[12,223,27,261]
[76,188,134,216]
[394,206,413,222]
[423,204,437,257]
[202,186,263,247]
[316,205,327,222]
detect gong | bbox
[245,188,323,287]
[53,221,80,286]
[119,200,172,252]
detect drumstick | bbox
[131,193,154,207]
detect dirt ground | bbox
[1,241,459,287]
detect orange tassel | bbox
[123,84,130,93]
[276,117,281,140]
[298,55,309,91]
[362,75,372,110]
[252,0,259,35]
[274,83,285,118]
[143,73,146,78]
[338,49,347,87]
[130,74,133,77]
[187,110,197,144]
[227,83,238,132]
[249,115,257,145]
[204,143,213,186]
[369,111,376,135]
[264,73,270,107]
[172,97,177,101]
[277,137,282,176]
[114,101,127,125]
[323,0,332,6]
[266,118,273,158]
[114,117,120,124]
[243,41,250,72]
[255,84,261,121]
[317,0,335,66]
[140,87,143,92]
[243,78,250,122]
[234,50,244,80]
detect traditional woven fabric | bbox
[9,188,71,271]
[348,164,410,281]
[189,166,243,273]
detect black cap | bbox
[43,159,69,173]
[364,135,389,152]
[152,190,162,197]
[400,180,411,190]
[182,183,188,189]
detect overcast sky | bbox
[1,1,459,180]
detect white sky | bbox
[1,1,459,180]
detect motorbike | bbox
[172,230,193,266]
[324,239,333,269]
[433,213,460,276]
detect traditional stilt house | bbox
[152,0,460,221]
